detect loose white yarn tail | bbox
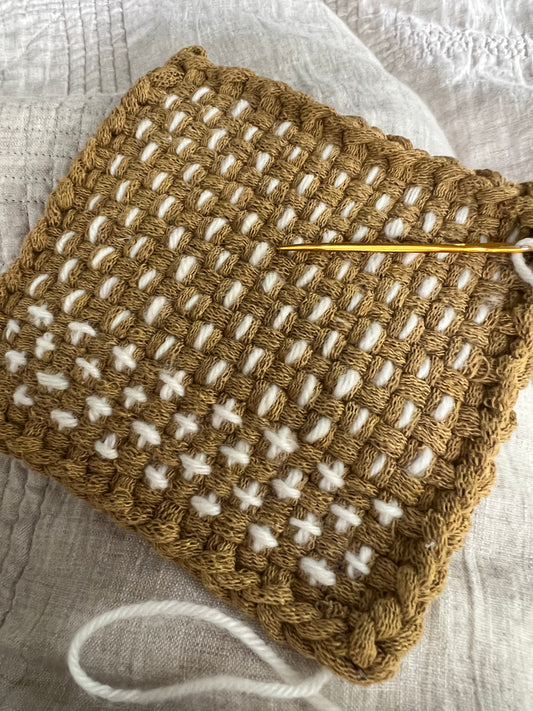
[67,600,342,711]
[511,237,533,287]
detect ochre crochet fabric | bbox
[1,46,533,684]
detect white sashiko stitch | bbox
[233,481,263,510]
[144,463,169,489]
[248,523,278,553]
[173,413,199,439]
[299,557,336,586]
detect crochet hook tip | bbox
[277,242,532,254]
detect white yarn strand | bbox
[511,237,533,287]
[67,600,340,711]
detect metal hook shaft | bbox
[277,242,531,254]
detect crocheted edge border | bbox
[2,46,533,684]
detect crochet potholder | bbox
[1,46,533,684]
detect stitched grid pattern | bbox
[1,46,533,684]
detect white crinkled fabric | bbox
[0,1,530,709]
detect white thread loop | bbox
[511,237,533,286]
[67,600,340,710]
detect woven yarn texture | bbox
[1,46,533,684]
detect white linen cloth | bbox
[0,1,531,709]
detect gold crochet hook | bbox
[277,242,530,254]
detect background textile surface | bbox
[0,1,531,709]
